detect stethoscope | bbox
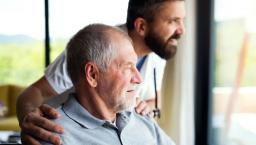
[153,68,160,118]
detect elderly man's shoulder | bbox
[123,110,175,145]
[131,110,157,125]
[54,106,79,128]
[128,110,164,133]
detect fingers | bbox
[40,104,60,119]
[21,119,62,145]
[21,132,41,145]
[24,112,64,133]
[20,107,64,145]
[135,100,151,116]
[148,111,154,118]
[21,130,62,145]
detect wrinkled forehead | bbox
[109,32,137,63]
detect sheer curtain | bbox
[157,0,196,145]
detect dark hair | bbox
[126,0,184,30]
[66,24,125,84]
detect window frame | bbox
[44,0,50,67]
[194,0,215,144]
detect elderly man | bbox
[41,24,175,145]
[18,0,186,144]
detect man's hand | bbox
[135,98,154,116]
[20,104,64,145]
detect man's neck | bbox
[75,87,116,122]
[128,30,152,58]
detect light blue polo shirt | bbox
[42,94,175,145]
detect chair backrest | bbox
[0,85,24,116]
[8,85,24,116]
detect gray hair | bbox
[66,24,129,84]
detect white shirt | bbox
[45,26,166,102]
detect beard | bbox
[112,94,135,112]
[144,30,181,60]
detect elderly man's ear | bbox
[84,63,99,87]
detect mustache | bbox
[127,85,137,92]
[170,33,181,40]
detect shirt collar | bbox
[62,94,132,129]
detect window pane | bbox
[0,0,44,86]
[49,0,129,61]
[212,0,256,144]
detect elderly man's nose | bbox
[132,68,142,84]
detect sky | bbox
[1,0,256,39]
[215,0,256,32]
[0,0,128,39]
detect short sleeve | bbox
[44,51,73,94]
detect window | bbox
[49,0,129,61]
[0,0,44,86]
[212,0,256,144]
[0,0,129,86]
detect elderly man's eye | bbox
[127,64,132,68]
[119,62,135,70]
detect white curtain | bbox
[157,0,196,145]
